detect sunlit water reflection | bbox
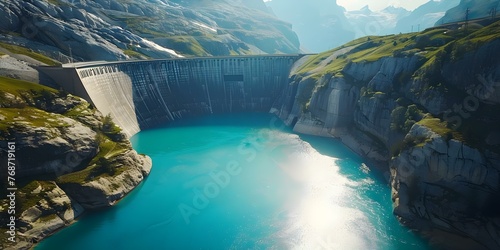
[36,114,430,250]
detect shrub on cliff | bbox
[101,114,125,141]
[390,104,424,133]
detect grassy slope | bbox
[0,77,129,183]
[56,137,129,184]
[0,76,62,133]
[0,75,57,94]
[293,21,500,152]
[0,42,60,66]
[295,21,499,79]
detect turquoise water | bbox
[37,114,430,250]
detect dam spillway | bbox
[41,55,303,137]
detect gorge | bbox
[0,0,499,249]
[32,20,500,249]
[35,113,431,249]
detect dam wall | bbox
[41,55,302,137]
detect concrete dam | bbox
[41,55,303,137]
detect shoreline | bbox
[14,156,152,250]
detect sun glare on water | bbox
[269,134,379,249]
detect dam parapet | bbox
[40,55,304,137]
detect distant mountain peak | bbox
[357,5,372,14]
[383,5,409,14]
[360,5,371,11]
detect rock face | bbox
[392,124,500,249]
[273,22,500,249]
[15,181,84,244]
[60,150,152,209]
[0,77,151,249]
[0,0,300,61]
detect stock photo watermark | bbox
[5,142,16,243]
[2,139,92,242]
[178,116,287,224]
[178,160,241,224]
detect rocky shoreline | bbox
[278,115,500,250]
[2,146,152,250]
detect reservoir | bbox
[36,113,429,249]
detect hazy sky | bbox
[264,0,432,11]
[337,0,430,11]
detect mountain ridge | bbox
[0,0,300,62]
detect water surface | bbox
[37,114,429,249]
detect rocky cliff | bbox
[0,0,300,62]
[0,77,152,249]
[273,21,500,249]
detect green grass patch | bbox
[17,181,57,211]
[0,76,57,96]
[0,76,70,139]
[402,135,429,151]
[63,102,91,118]
[295,33,418,79]
[57,136,129,184]
[294,22,499,80]
[123,48,150,59]
[417,116,462,141]
[0,42,59,66]
[162,36,209,56]
[290,20,500,114]
[341,36,380,48]
[0,107,70,138]
[294,47,346,77]
[122,17,167,37]
[46,0,70,6]
[449,20,500,61]
[91,136,128,163]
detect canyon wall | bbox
[272,23,500,250]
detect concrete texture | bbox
[41,55,303,137]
